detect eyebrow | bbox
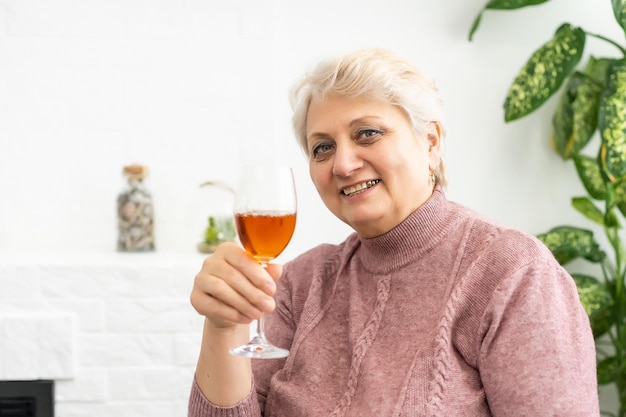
[307,115,385,143]
[349,115,385,128]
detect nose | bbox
[332,141,362,177]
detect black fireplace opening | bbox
[0,380,54,417]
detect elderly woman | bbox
[188,48,599,416]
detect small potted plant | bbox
[197,215,236,254]
[196,181,237,254]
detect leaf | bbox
[571,273,613,339]
[536,226,606,265]
[504,24,586,122]
[613,0,626,35]
[573,154,607,200]
[551,72,603,158]
[590,306,614,340]
[615,180,626,217]
[604,209,620,228]
[485,0,551,9]
[469,0,551,41]
[599,60,626,183]
[597,356,619,385]
[585,56,612,86]
[572,197,604,225]
[468,11,484,41]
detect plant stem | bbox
[586,31,626,56]
[605,222,626,417]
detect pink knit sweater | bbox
[188,187,599,416]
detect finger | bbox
[192,243,277,320]
[210,258,276,313]
[190,287,254,326]
[265,263,283,283]
[216,242,276,295]
[194,270,271,320]
[208,242,277,298]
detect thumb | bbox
[265,263,284,282]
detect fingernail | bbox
[261,297,275,312]
[264,281,276,294]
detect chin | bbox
[345,216,388,236]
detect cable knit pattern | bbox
[425,219,498,415]
[427,284,456,414]
[188,186,600,417]
[328,275,391,417]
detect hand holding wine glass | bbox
[229,163,297,359]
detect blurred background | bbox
[0,0,619,415]
[1,0,620,258]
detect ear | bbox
[426,121,442,170]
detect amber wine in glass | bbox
[229,163,297,359]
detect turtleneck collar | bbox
[357,185,461,273]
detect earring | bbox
[429,172,436,186]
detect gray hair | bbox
[289,48,447,187]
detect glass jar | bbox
[117,165,155,252]
[196,180,236,254]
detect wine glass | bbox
[229,163,297,359]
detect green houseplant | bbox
[197,215,237,254]
[469,1,626,415]
[196,180,237,254]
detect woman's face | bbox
[306,94,442,238]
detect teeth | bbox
[342,180,380,196]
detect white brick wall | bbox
[0,252,205,417]
[0,313,75,380]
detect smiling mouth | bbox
[341,179,381,197]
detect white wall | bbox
[0,0,621,414]
[1,0,622,259]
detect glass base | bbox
[229,338,289,359]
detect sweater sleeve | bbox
[478,258,599,417]
[187,377,261,417]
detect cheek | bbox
[309,163,330,196]
[412,140,434,170]
[394,144,430,184]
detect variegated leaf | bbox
[614,180,626,217]
[485,0,550,9]
[469,0,551,40]
[573,154,607,200]
[552,72,602,158]
[536,225,605,265]
[599,60,626,182]
[572,196,604,225]
[570,77,603,152]
[615,181,626,218]
[589,306,613,340]
[571,273,613,339]
[585,56,612,86]
[597,356,619,385]
[551,75,577,158]
[504,24,585,122]
[613,0,626,35]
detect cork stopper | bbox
[123,165,148,180]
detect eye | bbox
[311,141,335,161]
[356,128,383,142]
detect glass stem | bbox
[256,261,270,343]
[256,316,267,342]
